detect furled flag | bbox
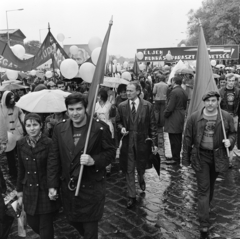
[187,22,218,117]
[133,55,140,76]
[87,17,113,115]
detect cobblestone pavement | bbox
[2,131,240,239]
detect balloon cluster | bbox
[60,36,108,82]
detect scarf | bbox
[26,132,42,148]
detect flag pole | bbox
[75,16,113,196]
[218,105,230,157]
[75,84,100,196]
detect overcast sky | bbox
[1,0,203,58]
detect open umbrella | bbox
[0,83,29,91]
[213,73,220,78]
[175,68,194,75]
[101,77,129,88]
[2,80,22,85]
[1,72,28,81]
[216,64,225,69]
[16,89,71,113]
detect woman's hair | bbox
[5,92,14,108]
[98,88,108,103]
[65,92,88,109]
[23,113,43,134]
[117,84,126,95]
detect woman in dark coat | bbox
[16,113,60,239]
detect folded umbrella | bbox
[145,138,161,176]
[16,89,71,113]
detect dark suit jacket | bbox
[164,85,188,133]
[116,98,157,173]
[16,135,60,216]
[47,117,116,222]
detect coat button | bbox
[82,185,85,188]
[30,184,32,186]
[26,158,28,160]
[96,170,99,172]
[33,159,35,161]
[34,172,36,174]
[36,184,39,186]
[27,172,30,174]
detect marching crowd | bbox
[0,63,239,239]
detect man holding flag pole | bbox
[182,20,236,236]
[47,17,116,239]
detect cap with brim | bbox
[202,91,220,101]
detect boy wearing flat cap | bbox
[182,91,236,235]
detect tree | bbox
[184,0,240,46]
[24,40,41,55]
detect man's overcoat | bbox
[47,118,116,222]
[164,85,188,133]
[116,98,157,173]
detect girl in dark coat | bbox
[16,113,60,239]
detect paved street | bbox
[2,131,240,239]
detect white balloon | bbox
[166,54,173,61]
[122,71,131,81]
[139,63,146,71]
[69,45,79,55]
[211,60,217,66]
[113,59,117,64]
[91,47,109,65]
[45,71,53,78]
[57,33,65,42]
[60,59,79,79]
[12,44,25,60]
[88,37,102,52]
[136,52,144,60]
[79,62,96,83]
[30,70,36,76]
[6,70,18,81]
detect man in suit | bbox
[47,92,115,239]
[116,82,158,208]
[164,76,188,164]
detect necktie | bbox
[131,101,136,119]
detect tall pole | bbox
[5,9,24,47]
[6,11,9,46]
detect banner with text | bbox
[137,45,239,62]
[0,31,69,71]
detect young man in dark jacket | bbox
[182,91,236,236]
[47,93,116,239]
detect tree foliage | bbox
[24,40,41,55]
[183,0,240,46]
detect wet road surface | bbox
[3,131,240,239]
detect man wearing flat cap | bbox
[182,91,236,235]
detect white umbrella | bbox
[16,89,71,113]
[2,80,22,85]
[101,77,129,88]
[216,64,225,69]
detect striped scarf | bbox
[26,132,42,148]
